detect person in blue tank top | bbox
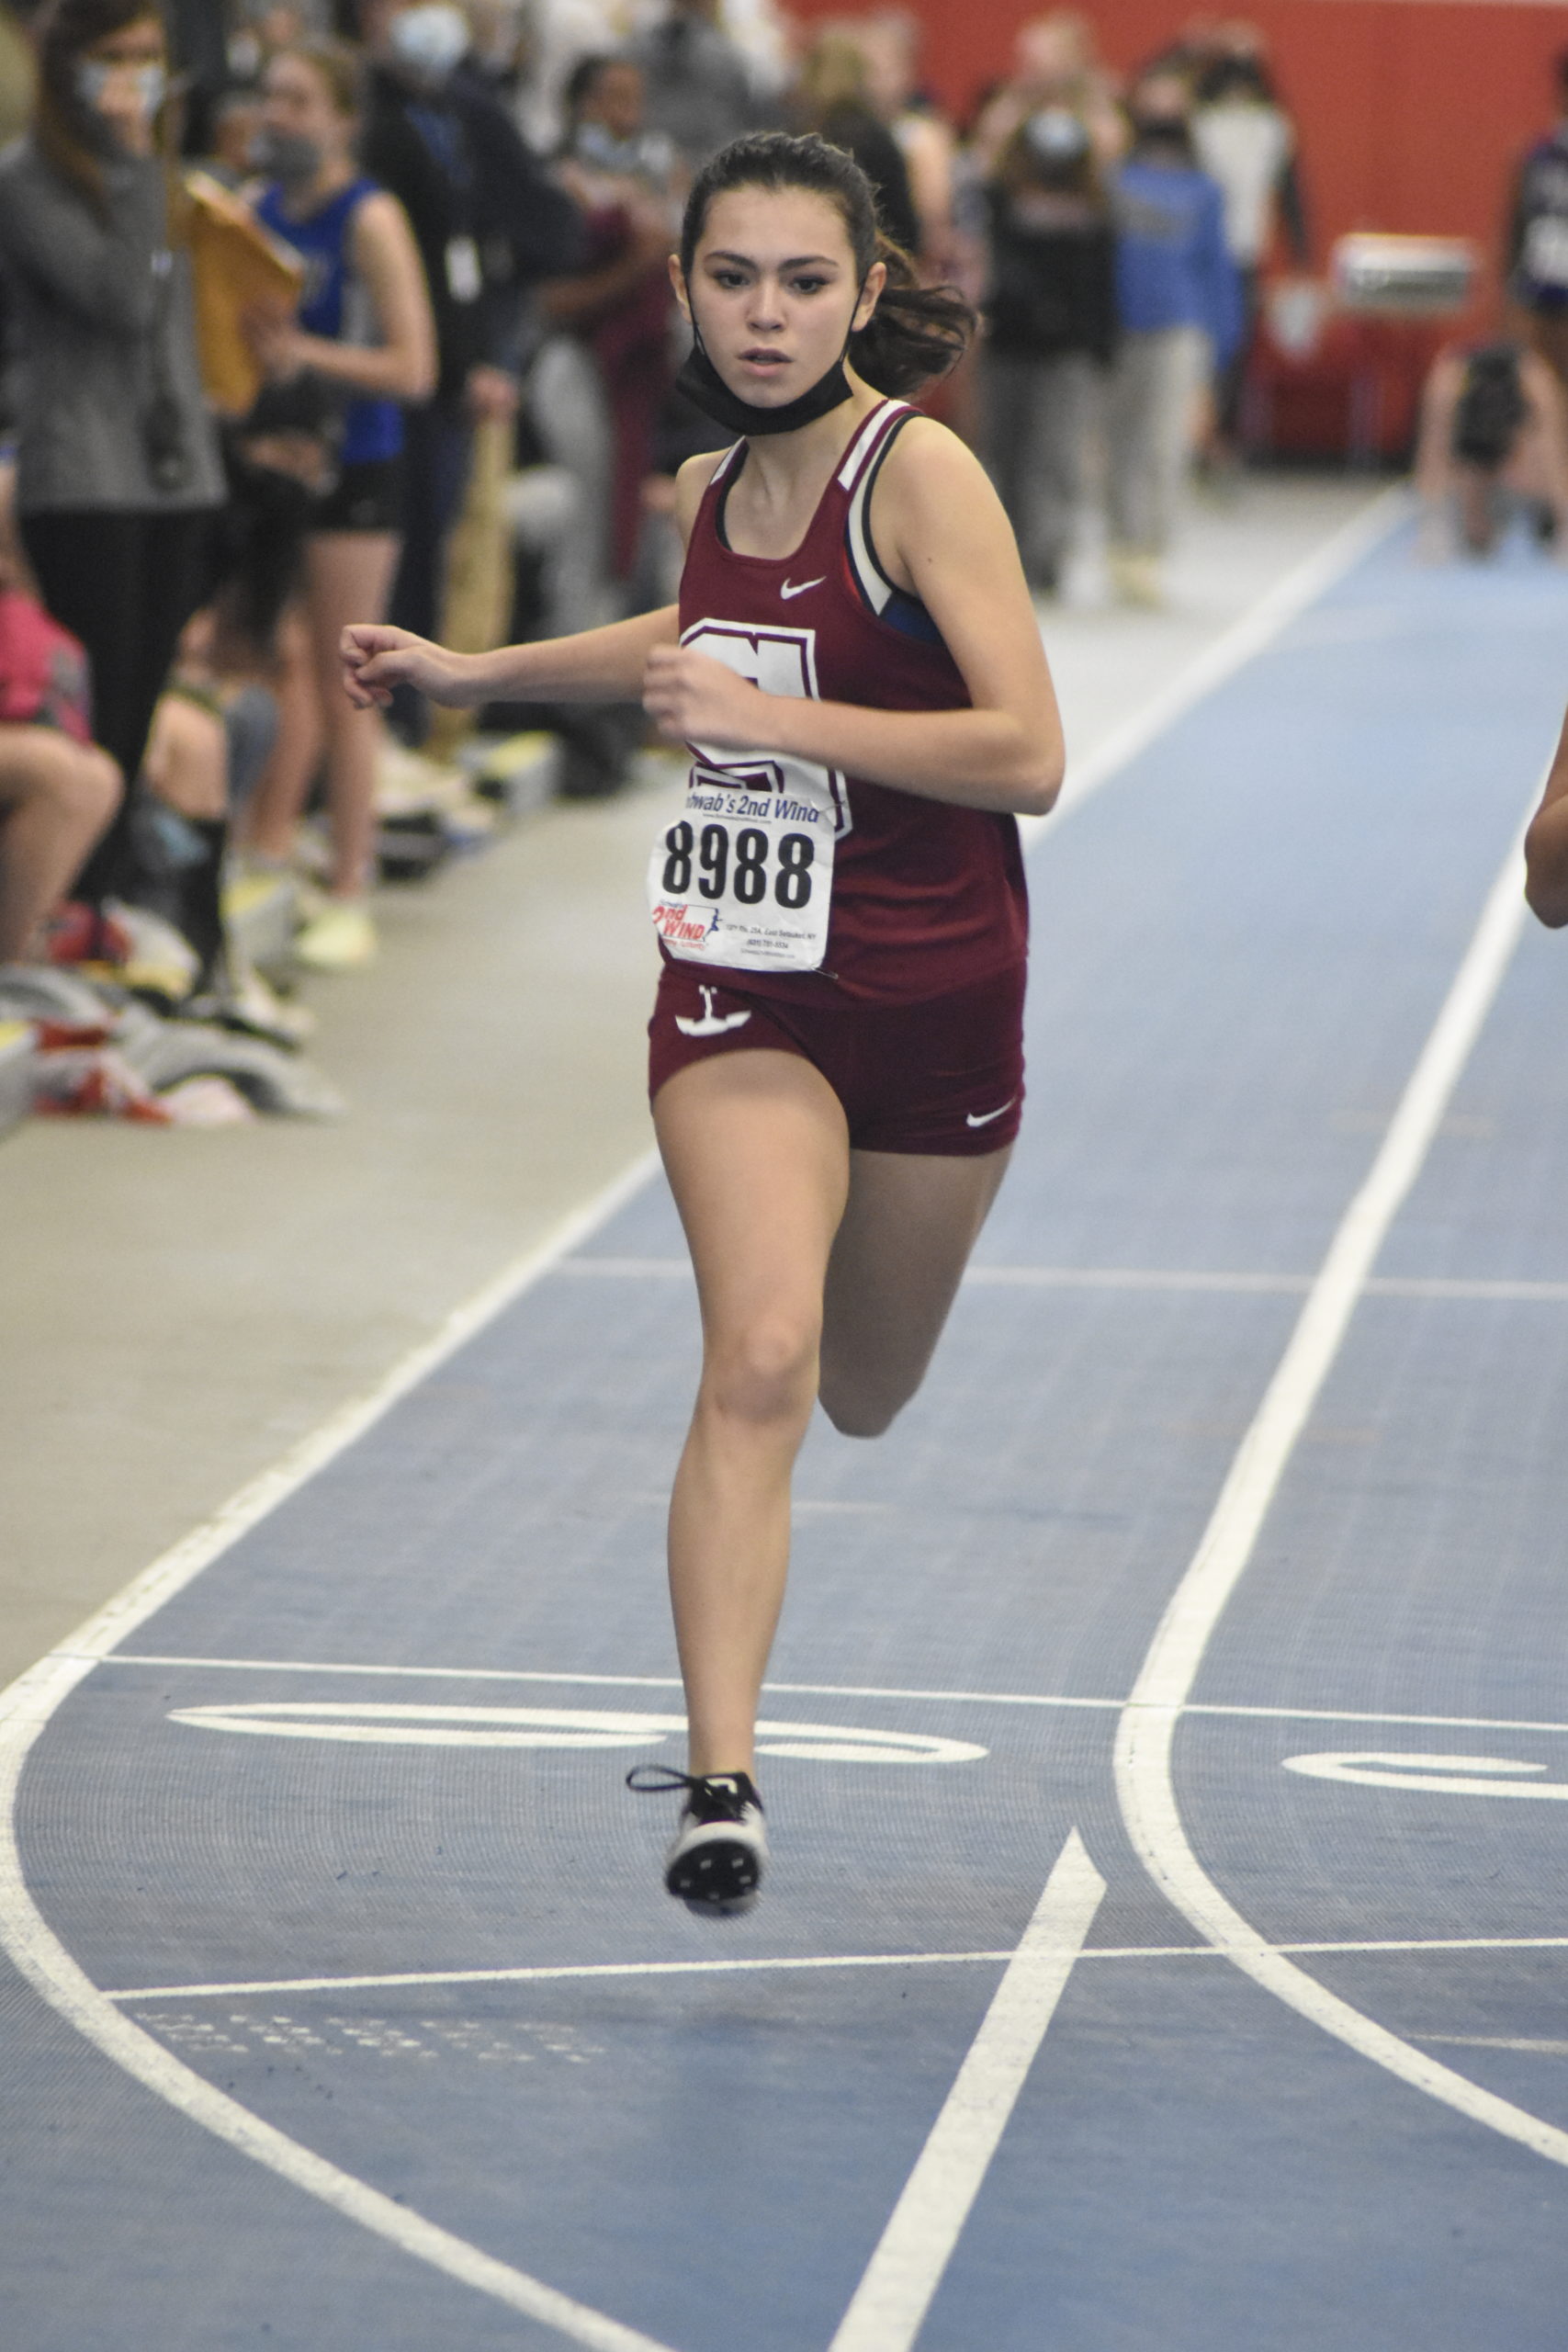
[240,39,435,971]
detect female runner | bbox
[341,132,1064,1917]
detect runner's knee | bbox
[702,1313,821,1430]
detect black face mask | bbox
[673,292,866,438]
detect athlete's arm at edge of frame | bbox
[642,421,1065,819]
[1524,702,1568,927]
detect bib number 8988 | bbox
[661,820,816,910]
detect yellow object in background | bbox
[185,171,304,419]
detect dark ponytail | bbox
[680,130,976,400]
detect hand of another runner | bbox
[341,624,469,709]
[642,645,762,749]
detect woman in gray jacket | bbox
[0,0,224,901]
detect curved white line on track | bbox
[0,1151,686,2352]
[0,487,1412,2342]
[1114,803,1568,2171]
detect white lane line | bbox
[1113,800,1568,2173]
[109,1948,1085,2004]
[103,1656,1568,1742]
[1423,2037,1568,2056]
[827,1830,1106,2352]
[1370,1275,1568,1302]
[0,1147,660,1731]
[104,1935,1568,2007]
[0,1148,694,2352]
[1017,485,1407,846]
[559,1260,1568,1302]
[0,1800,679,2350]
[114,1653,689,1690]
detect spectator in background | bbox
[356,0,581,733]
[1506,49,1568,392]
[205,82,266,188]
[0,0,225,906]
[981,105,1116,596]
[239,38,436,971]
[793,29,919,259]
[628,0,768,175]
[0,728,120,962]
[0,563,120,964]
[462,0,527,99]
[1414,338,1568,559]
[855,10,960,274]
[972,14,1125,177]
[1106,72,1241,605]
[1191,37,1306,470]
[538,52,677,604]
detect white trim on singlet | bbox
[844,402,914,616]
[835,398,908,491]
[708,440,745,481]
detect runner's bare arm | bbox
[340,449,729,710]
[640,423,1064,817]
[1524,703,1568,926]
[340,605,682,710]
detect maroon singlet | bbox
[660,398,1029,1008]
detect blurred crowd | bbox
[20,0,1553,1129]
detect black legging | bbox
[20,505,216,901]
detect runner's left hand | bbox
[642,646,763,750]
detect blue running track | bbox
[4,519,1568,2351]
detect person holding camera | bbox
[0,0,224,906]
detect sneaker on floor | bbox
[295,899,377,971]
[1108,547,1166,610]
[627,1766,767,1917]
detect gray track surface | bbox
[5,526,1568,2350]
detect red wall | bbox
[794,0,1568,313]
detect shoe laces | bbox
[626,1765,761,1820]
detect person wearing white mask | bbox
[355,0,581,737]
[0,0,225,912]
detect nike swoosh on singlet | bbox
[965,1100,1017,1128]
[780,577,826,600]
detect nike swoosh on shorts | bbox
[965,1099,1016,1128]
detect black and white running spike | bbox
[626,1766,767,1917]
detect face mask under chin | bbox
[77,60,167,119]
[252,129,323,185]
[674,287,869,438]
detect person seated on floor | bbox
[1525,704,1568,926]
[0,725,122,967]
[0,551,121,966]
[1415,339,1568,557]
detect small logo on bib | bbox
[653,901,721,949]
[676,986,753,1037]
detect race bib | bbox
[648,622,847,974]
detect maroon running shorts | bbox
[648,960,1025,1155]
